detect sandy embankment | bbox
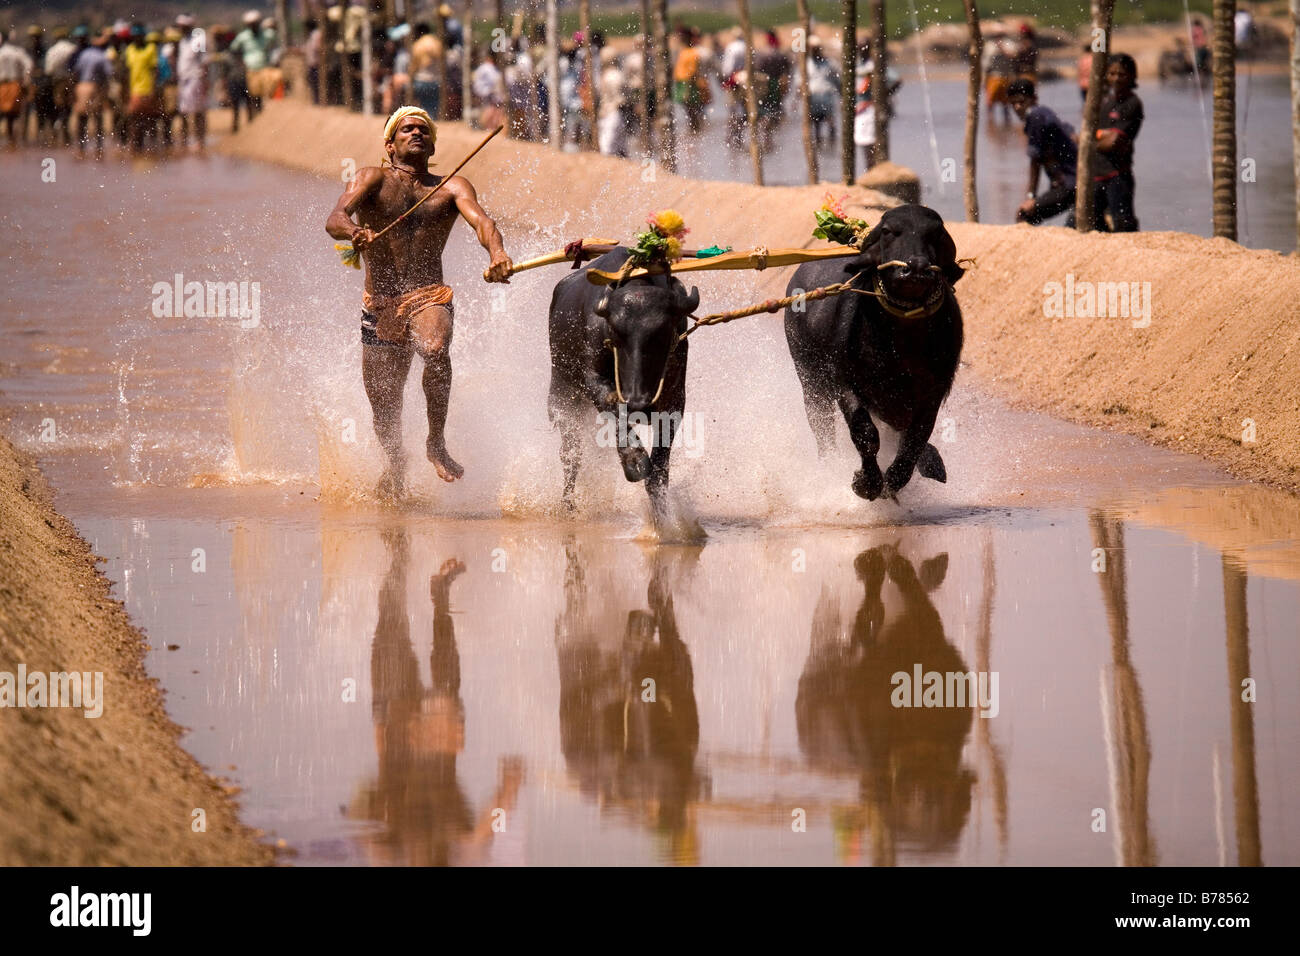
[221,100,1300,493]
[0,438,274,865]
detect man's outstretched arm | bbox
[448,176,513,283]
[326,166,384,251]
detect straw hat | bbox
[243,10,261,26]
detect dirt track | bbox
[0,437,274,865]
[221,100,1300,493]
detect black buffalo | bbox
[784,204,965,500]
[548,248,700,515]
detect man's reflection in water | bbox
[352,529,523,866]
[796,544,975,865]
[555,541,706,864]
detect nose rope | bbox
[604,338,670,409]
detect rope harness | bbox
[596,250,970,411]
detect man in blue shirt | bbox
[1008,78,1078,226]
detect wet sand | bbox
[2,148,1299,864]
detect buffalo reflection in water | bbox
[796,545,976,864]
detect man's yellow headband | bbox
[384,106,436,144]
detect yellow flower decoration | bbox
[648,208,688,239]
[664,236,683,261]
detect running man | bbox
[325,106,513,497]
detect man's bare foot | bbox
[376,463,406,500]
[426,438,464,482]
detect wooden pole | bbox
[276,0,290,44]
[841,0,856,184]
[962,0,982,221]
[653,0,677,172]
[870,0,889,164]
[640,0,655,157]
[546,0,561,146]
[738,0,764,186]
[796,0,818,184]
[1212,0,1238,240]
[1074,0,1116,232]
[1292,0,1300,250]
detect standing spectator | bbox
[754,29,790,145]
[597,52,629,156]
[46,26,78,147]
[673,27,711,135]
[504,38,536,139]
[1190,18,1210,73]
[231,11,271,117]
[410,23,442,119]
[1011,23,1038,80]
[175,14,207,149]
[1075,42,1091,102]
[804,37,838,146]
[124,26,159,153]
[1090,53,1143,232]
[472,45,505,131]
[305,18,322,104]
[71,28,111,158]
[0,31,33,148]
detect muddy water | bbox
[3,153,1299,865]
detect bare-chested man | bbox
[326,106,512,497]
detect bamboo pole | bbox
[361,10,373,115]
[841,0,856,184]
[1212,0,1238,240]
[797,0,818,184]
[962,0,982,221]
[738,0,764,185]
[653,0,677,172]
[1075,0,1116,231]
[870,0,889,164]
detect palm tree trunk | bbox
[1074,0,1116,232]
[1292,0,1300,250]
[797,0,818,184]
[462,0,474,126]
[1213,0,1238,240]
[870,0,889,164]
[738,0,764,185]
[841,0,856,184]
[653,0,677,172]
[580,0,597,150]
[963,0,982,221]
[546,0,561,147]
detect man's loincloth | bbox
[0,81,21,117]
[361,283,455,351]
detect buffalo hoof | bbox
[918,443,947,483]
[621,450,651,483]
[882,463,914,500]
[852,467,884,501]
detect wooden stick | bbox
[585,245,860,285]
[488,241,725,280]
